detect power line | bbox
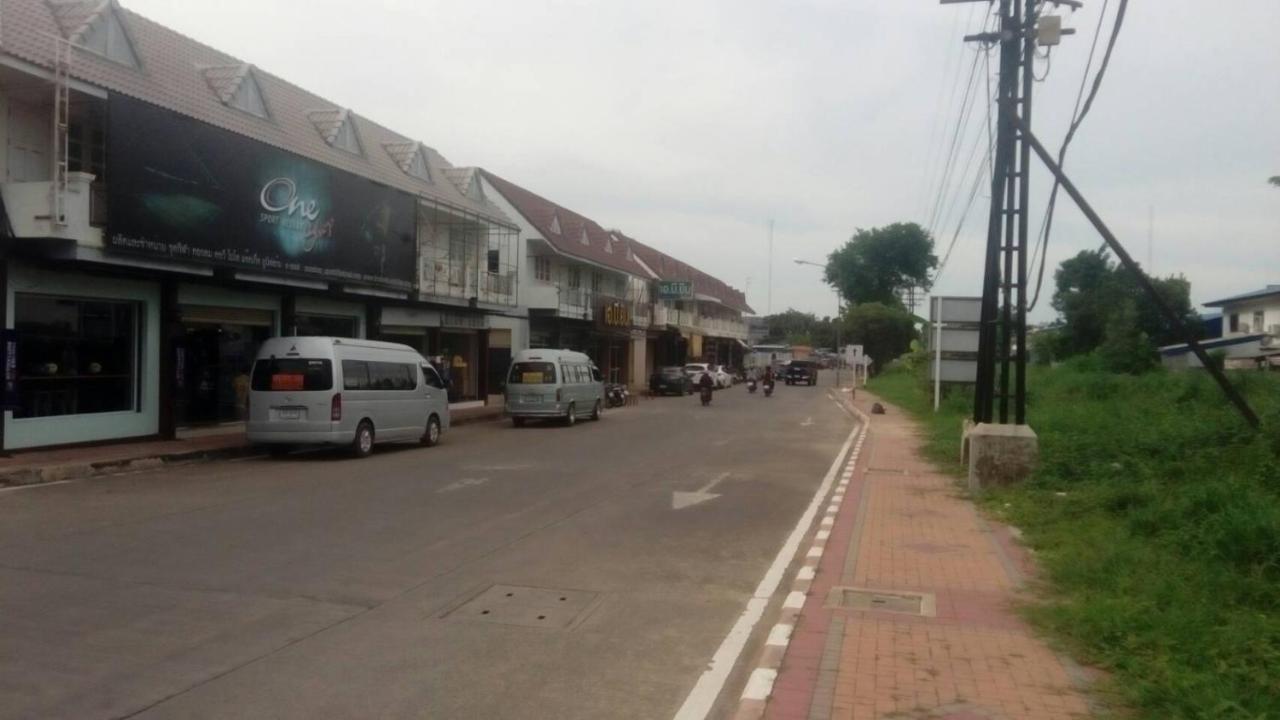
[925,45,986,238]
[1028,0,1128,312]
[918,3,976,220]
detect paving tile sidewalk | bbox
[761,390,1095,720]
[0,403,506,488]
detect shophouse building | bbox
[0,0,519,449]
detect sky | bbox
[124,0,1280,321]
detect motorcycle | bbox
[763,379,775,398]
[700,385,714,406]
[747,378,757,394]
[606,384,628,408]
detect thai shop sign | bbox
[656,280,693,300]
[105,96,416,291]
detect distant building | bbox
[1160,285,1280,370]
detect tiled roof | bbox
[479,170,655,279]
[481,170,752,313]
[4,0,512,226]
[1204,285,1280,308]
[628,237,754,313]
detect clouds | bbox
[125,0,1280,318]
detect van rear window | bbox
[509,362,556,384]
[251,358,333,391]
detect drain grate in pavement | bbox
[825,586,935,616]
[446,584,600,629]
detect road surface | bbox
[0,379,855,720]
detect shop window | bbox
[534,256,552,283]
[295,314,358,338]
[14,295,138,418]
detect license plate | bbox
[278,408,301,420]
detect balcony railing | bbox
[1,172,101,244]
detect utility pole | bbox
[947,0,1077,426]
[767,219,774,315]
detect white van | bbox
[247,337,449,457]
[504,349,604,427]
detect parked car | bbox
[683,363,732,389]
[650,366,692,396]
[785,360,820,386]
[247,337,449,458]
[505,349,604,427]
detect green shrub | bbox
[868,364,1280,719]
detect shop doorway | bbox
[439,331,479,402]
[176,319,271,426]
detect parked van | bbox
[247,337,450,457]
[504,349,604,427]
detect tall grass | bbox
[870,361,1280,719]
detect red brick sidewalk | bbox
[760,391,1095,720]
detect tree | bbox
[762,310,836,349]
[1050,249,1199,362]
[1269,176,1280,187]
[825,223,938,307]
[840,303,918,373]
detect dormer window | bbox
[76,3,139,68]
[203,64,269,120]
[309,108,363,156]
[549,213,562,235]
[407,149,431,182]
[580,228,590,247]
[385,142,431,183]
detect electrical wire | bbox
[931,46,996,287]
[1027,0,1128,312]
[918,3,975,220]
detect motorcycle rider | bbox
[697,367,716,403]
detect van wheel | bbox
[352,420,375,458]
[591,400,602,421]
[512,417,526,428]
[422,415,442,447]
[564,403,577,427]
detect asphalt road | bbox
[0,378,855,720]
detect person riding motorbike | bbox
[697,368,716,405]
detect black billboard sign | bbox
[106,96,416,290]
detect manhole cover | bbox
[446,584,600,629]
[825,586,935,616]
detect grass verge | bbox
[869,361,1280,719]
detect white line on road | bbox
[671,420,862,720]
[0,480,72,493]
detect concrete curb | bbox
[731,396,871,720]
[0,409,507,490]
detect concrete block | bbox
[967,423,1038,490]
[960,418,976,465]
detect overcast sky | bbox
[126,0,1280,320]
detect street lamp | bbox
[793,258,844,387]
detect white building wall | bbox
[1221,298,1280,337]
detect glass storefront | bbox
[295,313,359,338]
[176,322,270,425]
[438,331,479,402]
[14,294,139,418]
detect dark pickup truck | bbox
[785,360,819,386]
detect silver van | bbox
[247,337,450,457]
[504,349,604,427]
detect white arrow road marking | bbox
[801,417,814,427]
[672,472,731,510]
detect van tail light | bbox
[331,393,342,421]
[556,388,563,402]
